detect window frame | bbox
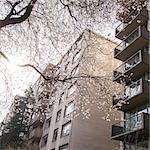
[41,134,48,147]
[52,128,58,142]
[44,117,51,130]
[56,109,62,122]
[64,101,74,117]
[61,121,71,137]
[59,144,69,150]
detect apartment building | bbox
[111,1,149,150]
[28,64,54,150]
[29,30,121,150]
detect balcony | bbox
[114,26,149,61]
[113,78,149,111]
[29,127,43,142]
[116,7,148,40]
[111,113,149,141]
[113,49,149,83]
[31,115,45,128]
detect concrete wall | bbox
[69,32,120,150]
[36,31,121,150]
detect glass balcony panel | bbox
[125,119,131,132]
[113,51,141,80]
[125,53,140,71]
[113,79,142,105]
[125,29,139,45]
[112,113,149,141]
[126,114,143,132]
[124,87,130,99]
[113,78,149,111]
[113,65,124,79]
[115,27,140,56]
[114,113,143,135]
[116,10,139,34]
[124,79,141,100]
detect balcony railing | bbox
[114,47,149,83]
[112,113,148,139]
[31,114,45,127]
[113,78,149,110]
[124,79,142,100]
[116,8,147,36]
[114,25,149,61]
[113,50,142,80]
[113,78,143,106]
[115,26,141,56]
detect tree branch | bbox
[18,64,50,81]
[5,1,21,18]
[0,51,107,83]
[0,51,9,62]
[0,0,37,29]
[59,0,77,21]
[18,63,106,83]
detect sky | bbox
[0,0,119,122]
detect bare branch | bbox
[0,0,37,29]
[6,1,22,18]
[59,0,77,21]
[18,64,50,81]
[0,51,9,62]
[18,63,105,83]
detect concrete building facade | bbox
[29,31,121,150]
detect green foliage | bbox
[0,87,35,149]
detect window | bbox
[59,144,68,150]
[52,128,58,142]
[56,110,61,122]
[64,101,74,116]
[59,92,65,105]
[61,122,71,137]
[44,117,51,129]
[41,134,48,147]
[72,49,81,63]
[49,102,54,112]
[68,85,76,97]
[71,64,79,76]
[65,61,70,70]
